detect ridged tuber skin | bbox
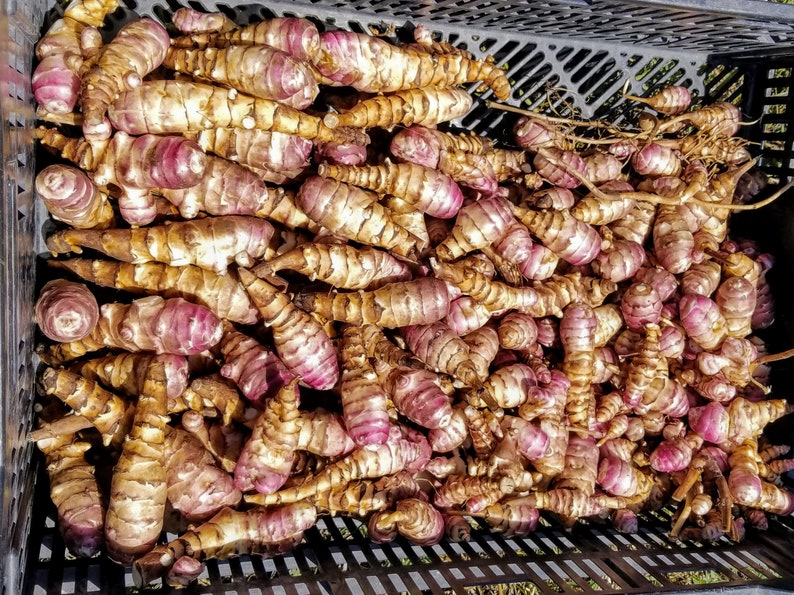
[238,268,339,391]
[153,154,293,221]
[461,323,500,382]
[428,405,469,453]
[653,205,695,274]
[72,352,189,403]
[310,473,421,517]
[315,30,509,100]
[132,502,317,587]
[359,324,426,370]
[389,125,494,169]
[80,18,171,129]
[47,215,275,275]
[501,415,549,461]
[322,87,473,130]
[402,322,481,389]
[430,258,538,314]
[185,128,312,174]
[49,258,260,325]
[682,260,722,297]
[339,324,391,446]
[592,238,646,282]
[728,439,794,515]
[533,148,588,189]
[108,80,364,145]
[715,276,756,338]
[512,206,602,265]
[234,378,302,495]
[476,501,540,537]
[621,282,663,331]
[32,0,120,114]
[171,7,236,34]
[172,17,321,62]
[688,398,793,448]
[219,327,294,403]
[37,367,132,450]
[497,312,539,351]
[105,361,169,565]
[384,367,454,430]
[40,295,223,364]
[181,410,244,474]
[560,303,598,429]
[436,196,514,260]
[317,161,464,219]
[164,426,242,521]
[35,426,105,558]
[555,436,600,497]
[163,44,319,110]
[679,294,728,351]
[622,324,663,408]
[35,164,114,229]
[37,127,207,225]
[482,364,537,409]
[297,409,355,458]
[35,279,100,343]
[246,437,429,507]
[295,176,422,259]
[254,243,412,291]
[293,276,450,330]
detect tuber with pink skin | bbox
[436,195,514,260]
[385,367,454,430]
[339,324,391,446]
[492,219,535,264]
[80,18,171,130]
[372,498,446,546]
[630,143,682,177]
[501,415,549,461]
[219,327,294,403]
[187,128,312,174]
[559,303,598,428]
[238,268,338,392]
[514,116,562,151]
[296,175,421,259]
[402,322,481,389]
[678,294,728,351]
[428,405,469,453]
[689,398,793,448]
[715,276,757,338]
[653,205,696,274]
[533,148,587,188]
[39,295,223,364]
[649,433,703,473]
[132,502,317,587]
[682,260,722,297]
[164,44,319,110]
[318,161,464,219]
[620,283,663,331]
[297,409,355,458]
[592,238,646,282]
[389,124,493,168]
[584,152,623,184]
[315,30,509,100]
[445,296,492,335]
[512,206,602,266]
[35,279,100,343]
[462,324,501,383]
[35,164,114,229]
[314,140,368,166]
[497,312,539,351]
[171,7,236,34]
[234,378,301,494]
[164,426,242,521]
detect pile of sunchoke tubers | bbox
[30,0,794,588]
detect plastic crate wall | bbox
[0,0,47,594]
[13,0,794,594]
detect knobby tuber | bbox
[31,6,794,586]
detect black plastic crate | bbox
[5,1,794,594]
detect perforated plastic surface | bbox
[8,0,794,594]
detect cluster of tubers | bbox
[30,0,794,589]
